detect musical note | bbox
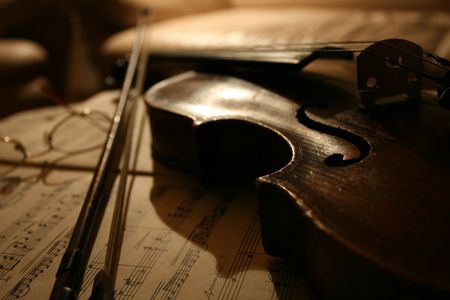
[0,93,314,299]
[2,233,70,300]
[0,180,84,283]
[0,167,91,298]
[216,212,260,300]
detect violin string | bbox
[171,40,375,51]
[381,39,449,71]
[424,50,450,67]
[162,45,365,55]
[376,39,449,83]
[156,39,449,82]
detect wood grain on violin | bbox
[145,41,450,299]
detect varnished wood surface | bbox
[145,71,450,299]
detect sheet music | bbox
[0,166,313,299]
[0,91,155,174]
[0,166,91,298]
[0,91,314,299]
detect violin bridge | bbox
[357,39,423,109]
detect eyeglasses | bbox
[0,107,112,196]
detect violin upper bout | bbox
[146,71,297,181]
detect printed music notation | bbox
[0,91,314,299]
[0,167,313,299]
[2,231,70,300]
[78,175,313,300]
[0,167,91,299]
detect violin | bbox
[145,39,450,299]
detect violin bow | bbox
[49,9,149,300]
[89,18,150,300]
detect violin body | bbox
[145,69,450,299]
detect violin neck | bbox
[150,46,354,74]
[148,39,449,109]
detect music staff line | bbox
[0,183,82,283]
[151,194,230,300]
[78,185,202,299]
[2,230,72,300]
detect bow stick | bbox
[49,9,149,300]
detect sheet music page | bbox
[0,164,313,299]
[0,166,92,299]
[0,86,314,299]
[82,173,314,300]
[0,91,155,174]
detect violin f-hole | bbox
[296,104,370,166]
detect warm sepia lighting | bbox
[0,1,448,299]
